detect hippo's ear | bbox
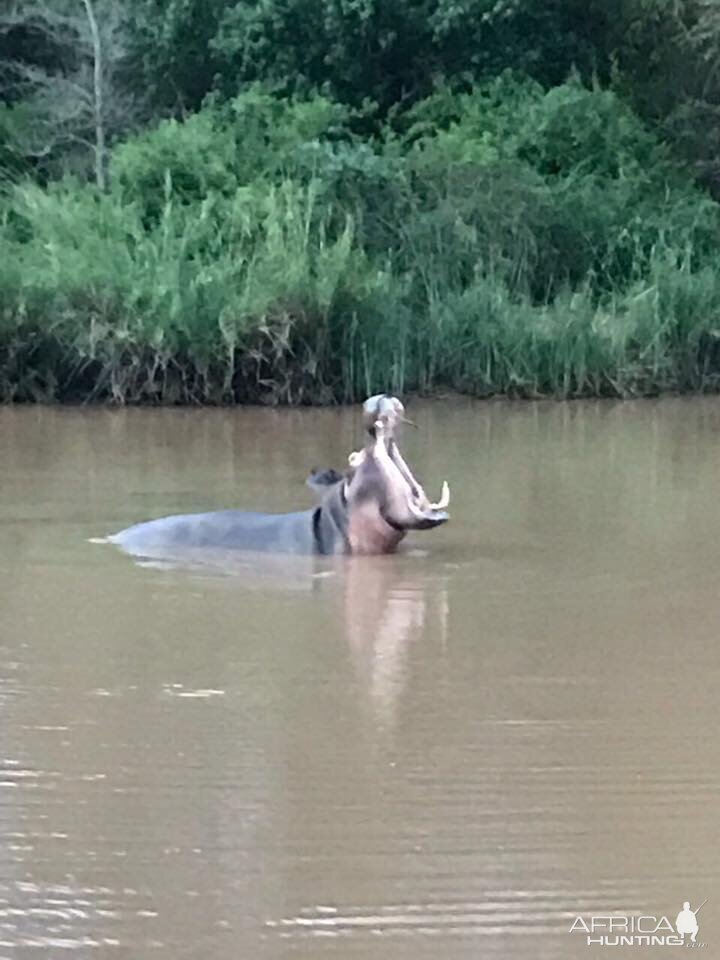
[307,467,344,489]
[306,467,345,501]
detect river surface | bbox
[1,398,719,959]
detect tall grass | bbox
[0,178,390,403]
[3,82,720,403]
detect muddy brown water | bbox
[1,398,720,959]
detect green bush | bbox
[3,80,720,404]
[111,88,350,222]
[388,78,720,299]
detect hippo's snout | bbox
[408,508,449,530]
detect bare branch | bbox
[80,0,105,190]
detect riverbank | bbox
[4,272,720,405]
[4,83,720,405]
[4,253,720,405]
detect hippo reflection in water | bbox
[108,396,450,558]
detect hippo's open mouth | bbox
[350,411,450,532]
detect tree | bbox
[0,0,138,187]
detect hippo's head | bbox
[325,405,449,555]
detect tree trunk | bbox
[82,0,105,191]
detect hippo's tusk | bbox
[348,450,366,467]
[429,481,450,510]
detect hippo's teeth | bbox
[348,450,365,467]
[429,481,450,510]
[407,498,429,520]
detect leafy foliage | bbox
[4,2,720,401]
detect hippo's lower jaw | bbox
[402,508,449,530]
[400,480,450,530]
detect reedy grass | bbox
[1,178,391,403]
[3,186,720,404]
[4,80,720,404]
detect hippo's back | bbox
[109,509,316,556]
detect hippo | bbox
[107,400,449,559]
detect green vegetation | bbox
[3,2,720,403]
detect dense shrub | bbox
[110,89,350,222]
[394,78,720,299]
